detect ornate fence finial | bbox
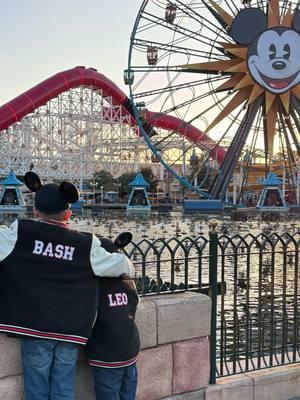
[209,219,219,231]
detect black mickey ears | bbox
[24,171,42,192]
[230,8,268,45]
[114,232,133,248]
[59,182,79,204]
[293,9,300,33]
[24,171,79,204]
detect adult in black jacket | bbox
[0,172,134,400]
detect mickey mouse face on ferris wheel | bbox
[230,8,300,94]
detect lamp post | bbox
[100,186,104,205]
[114,181,121,201]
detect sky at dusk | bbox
[0,0,142,105]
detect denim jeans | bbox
[92,363,138,400]
[21,338,79,400]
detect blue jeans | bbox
[92,363,138,400]
[21,338,78,400]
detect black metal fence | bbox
[124,227,300,381]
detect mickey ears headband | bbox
[24,171,79,204]
[230,8,300,45]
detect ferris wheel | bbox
[127,0,300,202]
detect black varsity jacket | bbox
[0,219,133,345]
[85,277,140,367]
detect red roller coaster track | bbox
[0,66,225,163]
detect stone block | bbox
[0,375,24,400]
[136,345,173,400]
[153,292,211,345]
[75,362,95,400]
[247,364,300,400]
[173,337,210,394]
[162,389,205,399]
[0,335,22,378]
[205,374,253,400]
[136,298,157,349]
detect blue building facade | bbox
[0,172,26,212]
[127,172,151,211]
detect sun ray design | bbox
[248,85,265,105]
[281,4,293,27]
[224,61,247,74]
[234,74,253,90]
[223,47,248,60]
[205,87,252,133]
[280,92,290,114]
[178,0,300,158]
[265,92,277,114]
[292,84,300,100]
[215,73,245,92]
[180,59,242,72]
[268,0,280,27]
[205,0,233,27]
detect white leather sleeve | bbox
[90,234,134,277]
[0,220,18,262]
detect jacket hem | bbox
[88,355,138,368]
[0,324,87,344]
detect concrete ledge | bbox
[152,292,211,345]
[162,389,205,399]
[205,364,300,400]
[205,374,254,400]
[246,364,300,400]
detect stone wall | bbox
[0,292,211,400]
[2,291,299,400]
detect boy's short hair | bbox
[36,209,68,221]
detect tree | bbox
[140,167,158,193]
[93,170,115,191]
[118,172,136,195]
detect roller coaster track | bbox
[0,66,225,163]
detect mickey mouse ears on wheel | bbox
[230,7,300,45]
[230,8,267,45]
[24,171,79,213]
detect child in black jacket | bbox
[85,238,140,400]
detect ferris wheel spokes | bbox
[129,0,300,202]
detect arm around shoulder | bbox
[90,235,134,278]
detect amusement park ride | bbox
[127,0,300,204]
[0,0,300,206]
